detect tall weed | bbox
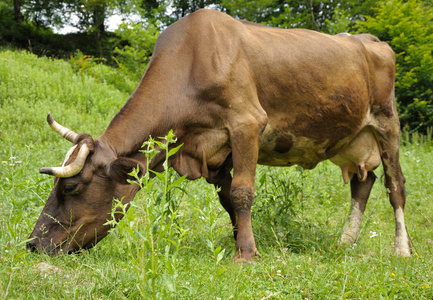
[105,131,188,299]
[402,127,433,151]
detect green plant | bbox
[114,21,159,83]
[69,49,138,94]
[105,131,188,299]
[194,188,228,279]
[357,0,433,133]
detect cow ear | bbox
[107,157,144,185]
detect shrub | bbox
[357,0,433,133]
[114,21,159,83]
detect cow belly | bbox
[329,127,381,184]
[257,125,380,180]
[257,126,332,169]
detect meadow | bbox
[1,49,433,299]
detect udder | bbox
[329,127,381,184]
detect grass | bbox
[1,48,433,299]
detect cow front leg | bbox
[230,183,260,261]
[228,117,265,262]
[214,169,260,261]
[341,171,376,245]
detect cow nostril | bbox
[26,242,37,252]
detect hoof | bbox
[393,233,412,257]
[233,248,260,263]
[340,233,356,245]
[234,257,253,264]
[395,247,411,257]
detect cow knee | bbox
[230,185,254,212]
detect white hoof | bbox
[395,247,411,257]
[340,232,357,245]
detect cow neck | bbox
[99,77,179,160]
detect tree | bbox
[13,0,23,22]
[24,0,65,28]
[127,0,377,33]
[129,0,174,27]
[219,0,376,33]
[50,0,119,57]
[134,0,219,27]
[114,21,159,81]
[0,0,64,28]
[69,0,111,33]
[220,0,275,23]
[357,0,433,132]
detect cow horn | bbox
[39,144,90,177]
[47,113,78,143]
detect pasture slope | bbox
[1,49,433,299]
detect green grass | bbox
[1,49,433,299]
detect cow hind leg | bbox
[378,122,411,257]
[382,147,411,257]
[341,171,376,245]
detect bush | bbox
[357,0,433,133]
[69,50,138,94]
[114,21,159,83]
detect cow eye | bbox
[63,184,78,194]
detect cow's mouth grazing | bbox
[26,236,94,256]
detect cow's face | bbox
[27,115,142,255]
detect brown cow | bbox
[28,9,411,260]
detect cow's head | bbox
[27,114,143,255]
